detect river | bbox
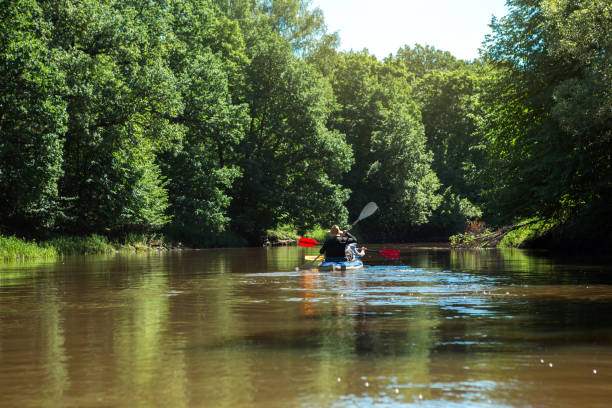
[1,245,611,407]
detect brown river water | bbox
[1,245,612,407]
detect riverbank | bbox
[1,225,328,262]
[0,234,174,262]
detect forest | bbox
[1,0,610,251]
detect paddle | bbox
[298,237,319,247]
[300,238,399,259]
[298,253,322,270]
[365,248,400,259]
[347,201,378,231]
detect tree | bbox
[479,0,611,246]
[44,0,183,234]
[0,0,67,234]
[327,51,441,240]
[229,30,352,240]
[393,44,463,77]
[160,1,250,239]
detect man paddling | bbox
[320,225,359,261]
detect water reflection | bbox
[1,248,612,407]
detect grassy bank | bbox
[1,233,159,262]
[3,224,348,262]
[0,236,57,261]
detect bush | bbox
[266,225,300,242]
[46,234,116,256]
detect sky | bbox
[310,0,509,61]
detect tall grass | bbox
[0,236,57,261]
[45,234,116,256]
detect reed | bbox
[0,236,57,261]
[46,234,116,256]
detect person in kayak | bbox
[320,225,358,261]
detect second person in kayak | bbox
[320,225,358,261]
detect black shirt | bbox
[319,232,357,258]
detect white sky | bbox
[310,0,509,61]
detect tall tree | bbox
[229,30,352,240]
[327,51,441,240]
[0,0,67,234]
[44,0,183,234]
[160,0,250,240]
[480,0,611,244]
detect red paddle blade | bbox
[298,237,319,247]
[379,249,400,259]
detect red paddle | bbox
[298,237,319,247]
[298,237,400,259]
[365,248,400,259]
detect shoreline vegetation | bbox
[0,225,330,262]
[1,216,607,263]
[0,234,170,262]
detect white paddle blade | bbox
[358,202,378,221]
[349,201,379,229]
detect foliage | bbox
[45,234,115,256]
[40,0,182,234]
[498,218,556,248]
[0,235,57,261]
[393,44,465,77]
[2,0,609,250]
[160,3,249,234]
[266,224,327,243]
[229,28,352,241]
[478,0,612,236]
[266,224,300,242]
[429,187,482,234]
[325,51,442,240]
[0,0,67,233]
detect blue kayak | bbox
[318,256,363,271]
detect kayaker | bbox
[320,225,358,261]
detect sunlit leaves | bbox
[0,0,67,232]
[479,0,612,235]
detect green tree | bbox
[44,0,183,234]
[160,1,250,239]
[0,0,67,234]
[389,45,487,234]
[393,44,463,77]
[327,51,441,240]
[480,0,611,246]
[230,30,352,241]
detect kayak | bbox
[318,257,363,271]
